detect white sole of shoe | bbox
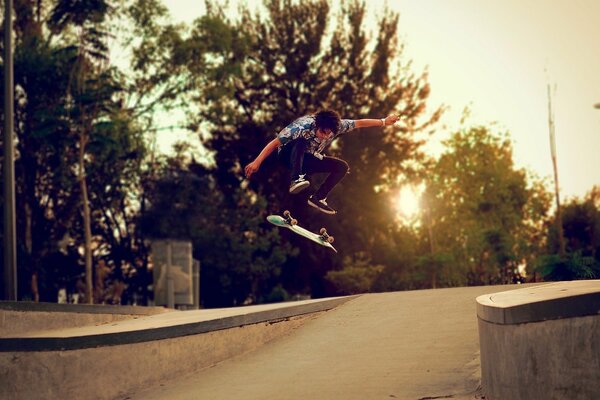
[289,180,310,194]
[307,199,337,215]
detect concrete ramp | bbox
[0,302,171,338]
[4,284,559,400]
[127,285,525,400]
[0,296,353,400]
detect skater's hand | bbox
[245,161,260,178]
[384,114,400,126]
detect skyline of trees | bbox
[1,0,597,306]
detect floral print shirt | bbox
[277,115,356,157]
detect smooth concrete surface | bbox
[0,296,354,351]
[0,301,171,338]
[477,280,600,324]
[0,301,170,315]
[126,285,526,400]
[0,314,319,400]
[477,280,600,400]
[0,296,353,400]
[478,315,600,400]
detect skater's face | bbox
[316,128,332,140]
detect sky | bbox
[159,0,600,201]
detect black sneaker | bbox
[308,196,337,215]
[289,175,310,194]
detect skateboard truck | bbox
[283,210,298,226]
[319,228,335,244]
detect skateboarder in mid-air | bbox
[244,109,399,215]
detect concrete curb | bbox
[476,280,600,325]
[0,301,169,316]
[0,301,173,338]
[0,296,357,352]
[1,296,358,400]
[477,280,600,400]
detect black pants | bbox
[278,138,349,200]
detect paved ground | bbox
[126,285,527,400]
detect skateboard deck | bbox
[267,211,337,253]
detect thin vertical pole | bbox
[547,84,566,258]
[3,0,17,300]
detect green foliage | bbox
[49,0,111,29]
[369,225,425,292]
[123,0,192,114]
[139,158,294,307]
[535,251,598,281]
[423,126,551,285]
[547,189,600,256]
[263,284,290,303]
[414,252,461,288]
[184,0,442,297]
[539,187,600,281]
[3,0,150,302]
[11,0,598,306]
[7,2,81,300]
[325,252,384,295]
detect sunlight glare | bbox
[395,185,421,220]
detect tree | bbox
[119,0,197,125]
[423,126,551,285]
[139,147,295,307]
[3,0,85,301]
[49,0,117,303]
[28,0,205,305]
[2,0,151,303]
[537,186,600,280]
[185,0,442,297]
[325,252,383,295]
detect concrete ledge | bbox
[477,280,600,400]
[476,280,600,325]
[0,296,355,352]
[0,296,357,400]
[0,301,169,315]
[0,302,172,338]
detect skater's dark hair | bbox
[314,109,341,134]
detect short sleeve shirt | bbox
[277,115,356,157]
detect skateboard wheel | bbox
[327,236,335,244]
[290,218,298,226]
[283,210,291,217]
[319,228,327,235]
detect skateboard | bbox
[267,210,337,253]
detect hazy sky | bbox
[160,0,600,200]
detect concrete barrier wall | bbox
[479,314,600,399]
[477,281,600,400]
[0,296,355,399]
[0,310,144,337]
[0,313,317,400]
[0,302,170,337]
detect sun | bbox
[395,185,421,220]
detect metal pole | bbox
[166,241,174,309]
[547,84,566,258]
[3,0,17,300]
[192,259,200,309]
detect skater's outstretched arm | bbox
[355,114,399,129]
[245,137,282,178]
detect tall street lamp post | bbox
[547,85,566,258]
[3,0,17,301]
